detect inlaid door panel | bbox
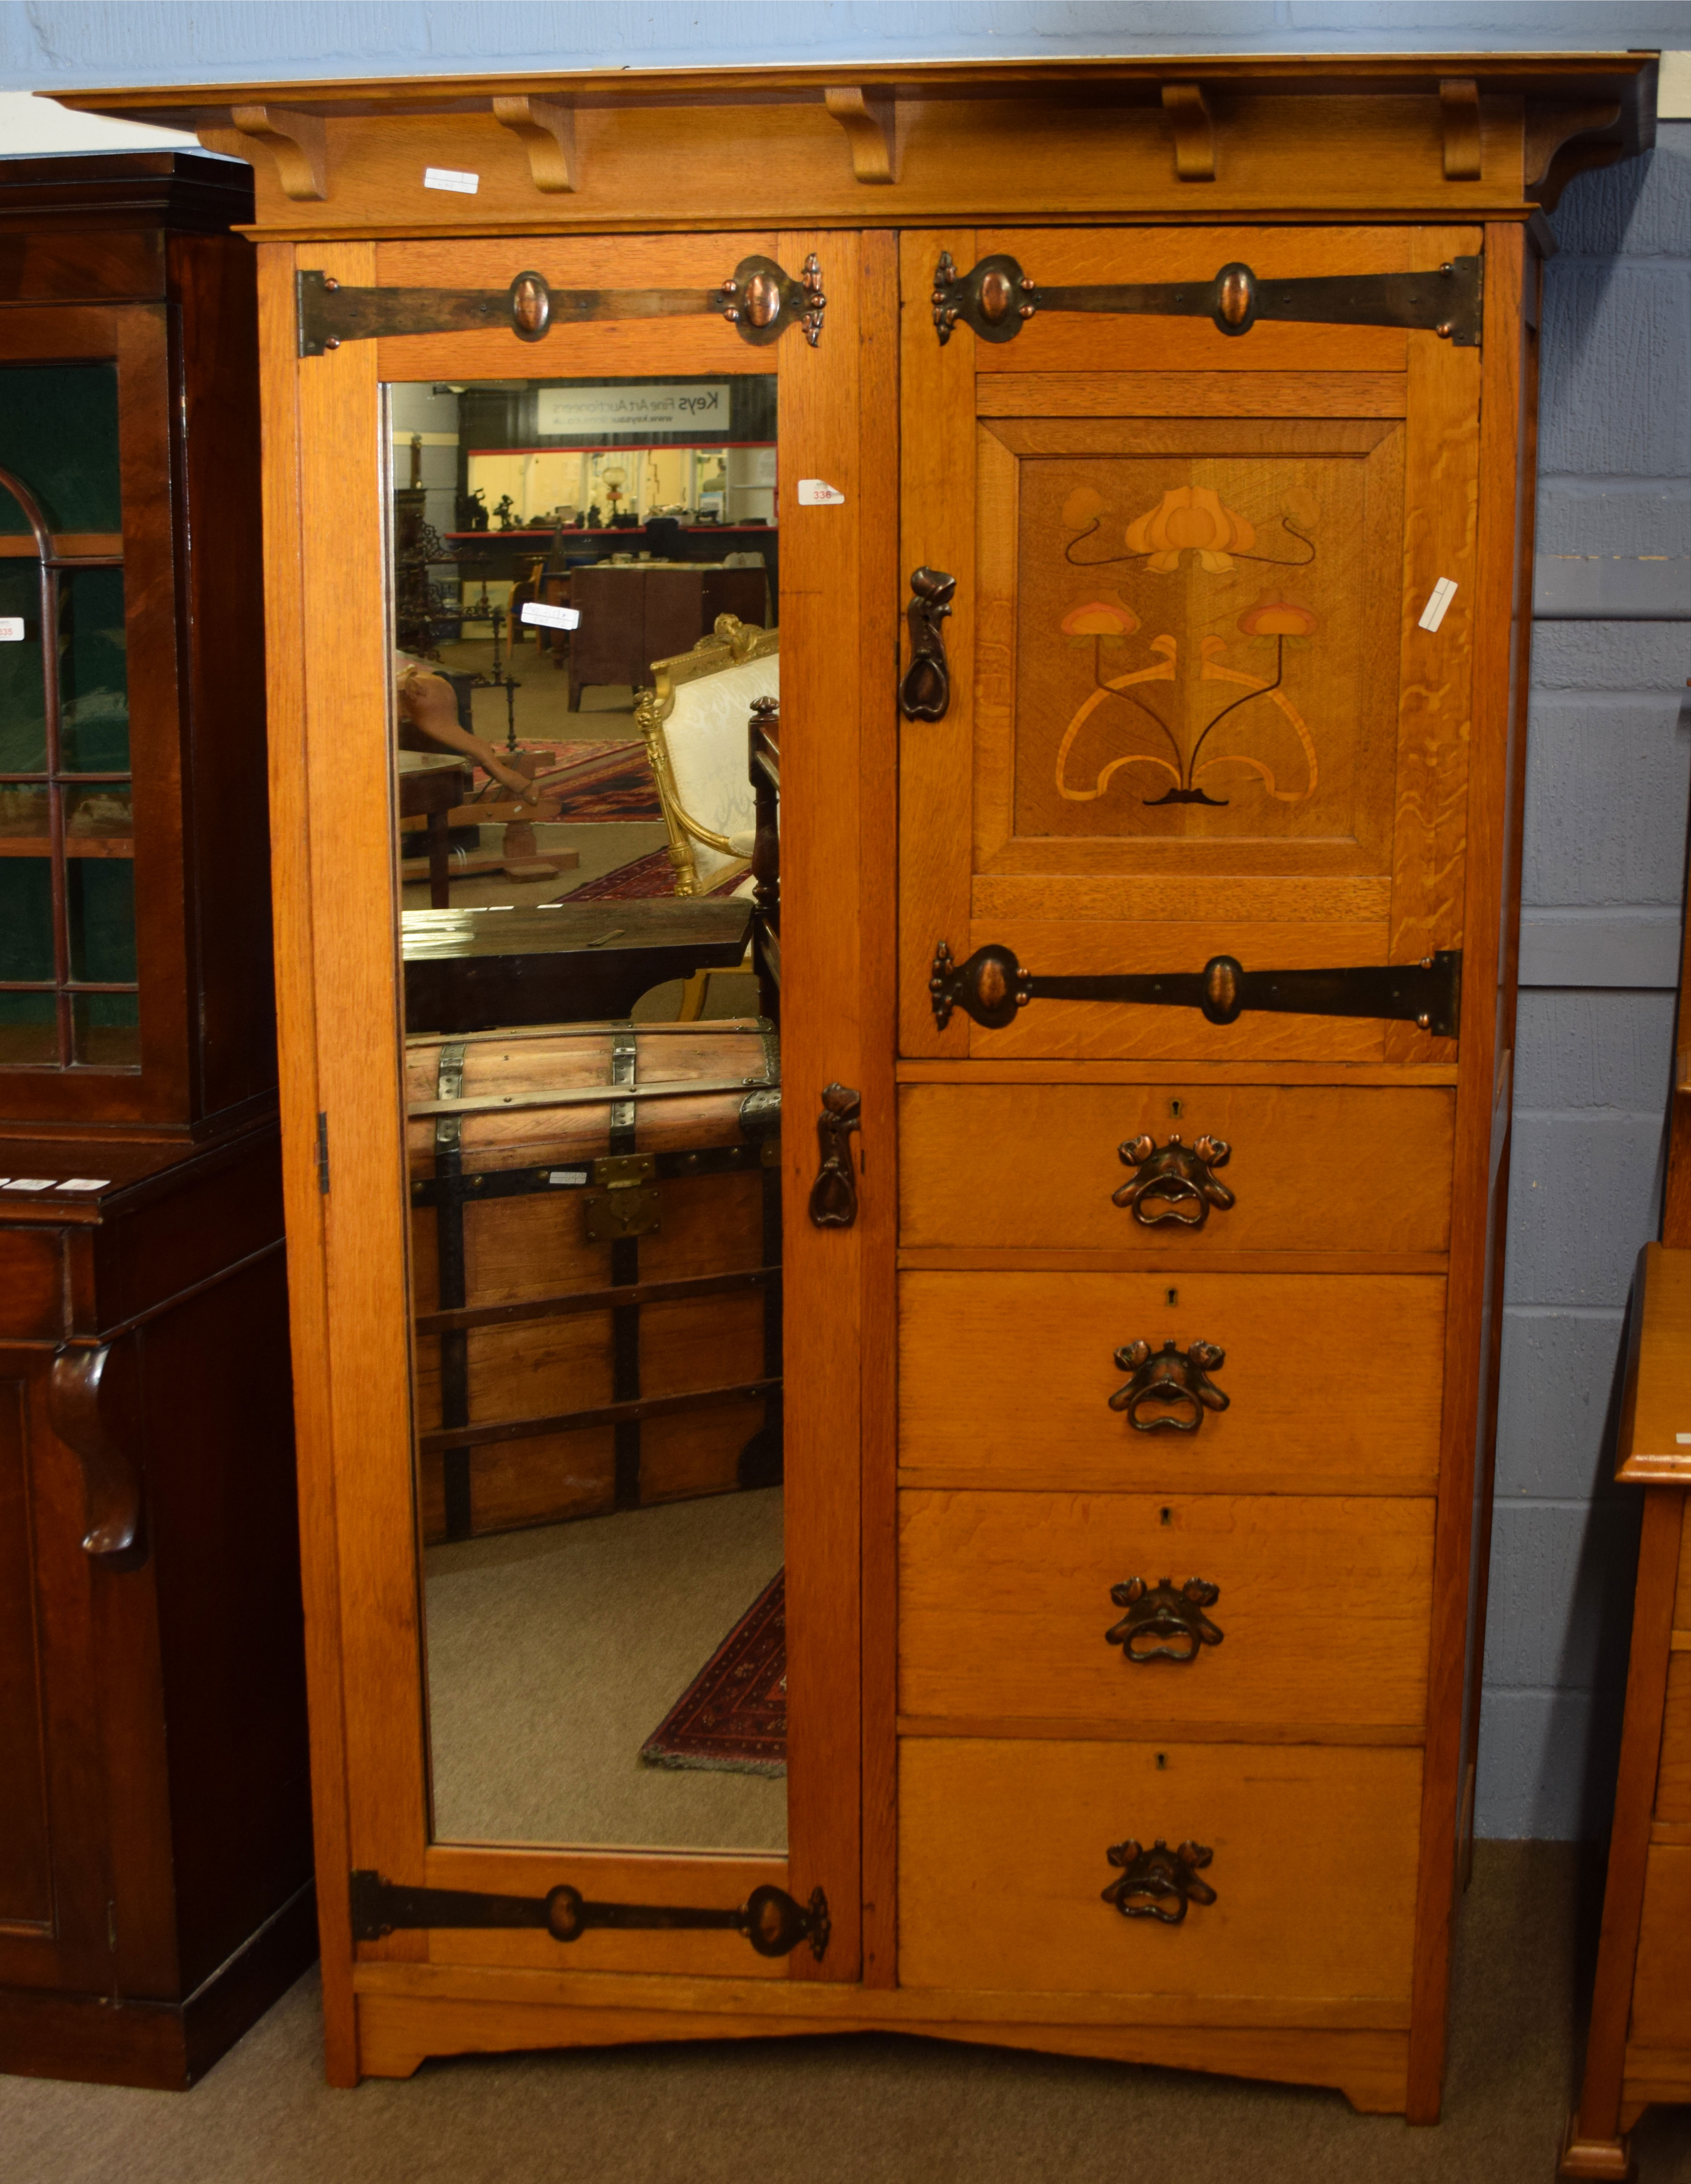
[900,226,1480,1063]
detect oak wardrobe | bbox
[59,53,1655,2120]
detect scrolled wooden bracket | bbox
[1161,84,1215,181]
[48,1340,146,1566]
[808,1084,862,1229]
[1523,98,1624,208]
[229,103,327,202]
[491,95,578,193]
[1440,79,1483,182]
[824,87,896,184]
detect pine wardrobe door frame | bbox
[268,232,879,2069]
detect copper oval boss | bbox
[743,270,781,328]
[1215,264,1255,330]
[509,271,551,340]
[978,267,1015,323]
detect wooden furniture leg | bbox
[1561,1482,1685,2179]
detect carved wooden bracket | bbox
[1524,99,1624,207]
[1162,84,1215,181]
[48,1340,146,1566]
[824,87,896,183]
[1440,79,1483,182]
[229,103,327,201]
[492,94,578,193]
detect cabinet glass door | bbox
[0,362,136,1067]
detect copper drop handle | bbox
[1113,1134,1234,1229]
[1109,1338,1229,1433]
[1102,1839,1217,1924]
[1106,1576,1224,1663]
[808,1083,861,1228]
[899,567,954,721]
[48,1340,146,1564]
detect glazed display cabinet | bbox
[0,153,311,2088]
[57,55,1654,2119]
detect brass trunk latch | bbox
[584,1152,661,1241]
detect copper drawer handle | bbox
[1107,1577,1224,1663]
[1113,1133,1233,1228]
[1109,1338,1229,1432]
[1103,1839,1217,1925]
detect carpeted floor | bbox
[8,1844,1691,2183]
[425,1487,787,1851]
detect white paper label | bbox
[2,1178,54,1191]
[0,618,23,642]
[1418,577,1458,633]
[423,166,480,195]
[797,478,845,506]
[57,1178,111,1192]
[520,601,581,630]
[1678,1433,1691,1445]
[547,1169,589,1186]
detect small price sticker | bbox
[797,478,846,506]
[520,601,581,630]
[1418,577,1458,633]
[424,167,480,195]
[0,617,24,642]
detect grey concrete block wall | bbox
[1477,121,1691,1839]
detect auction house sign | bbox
[534,384,734,437]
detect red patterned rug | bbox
[563,848,745,902]
[641,1569,787,1776]
[533,738,662,822]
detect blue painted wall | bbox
[5,1,1690,1837]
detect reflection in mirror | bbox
[390,372,785,1853]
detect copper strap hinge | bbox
[931,251,1482,348]
[930,942,1462,1039]
[297,254,826,357]
[349,1871,830,1960]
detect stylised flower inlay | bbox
[1123,486,1257,572]
[1061,597,1141,643]
[1237,598,1318,637]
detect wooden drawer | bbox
[899,1738,1420,2003]
[899,1490,1433,1734]
[899,1272,1444,1492]
[899,1085,1454,1259]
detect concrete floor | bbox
[7,1844,1691,2183]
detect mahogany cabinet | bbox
[59,55,1654,2121]
[0,153,311,2086]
